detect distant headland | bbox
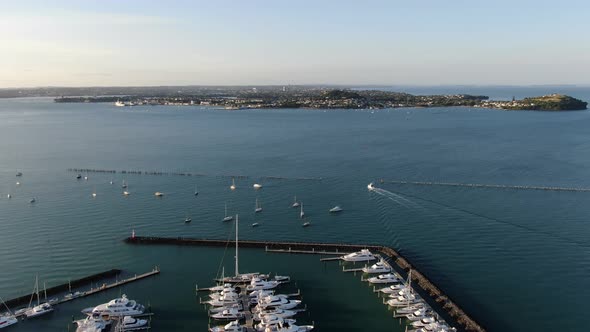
[1,86,587,111]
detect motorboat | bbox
[291,196,300,208]
[265,322,315,332]
[406,308,432,321]
[218,272,270,284]
[206,284,236,292]
[154,192,164,197]
[257,296,301,310]
[209,289,239,300]
[84,176,88,180]
[123,191,130,196]
[341,249,376,262]
[362,261,391,274]
[254,316,296,331]
[6,194,10,199]
[185,216,192,223]
[75,312,111,332]
[367,182,375,191]
[377,284,407,294]
[254,309,296,321]
[120,316,148,330]
[329,206,343,213]
[115,100,125,107]
[273,275,290,283]
[205,294,239,307]
[368,273,401,284]
[209,320,245,332]
[222,203,233,222]
[209,303,243,314]
[230,178,236,191]
[302,222,311,227]
[90,294,145,317]
[15,182,20,186]
[92,192,97,198]
[395,303,427,315]
[253,183,262,189]
[250,294,289,306]
[247,277,280,291]
[0,315,17,329]
[25,303,53,318]
[255,198,263,213]
[412,316,437,328]
[252,223,260,227]
[210,308,244,320]
[386,293,421,307]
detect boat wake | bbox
[370,185,422,209]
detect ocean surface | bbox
[1,86,590,331]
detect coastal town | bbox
[53,87,587,111]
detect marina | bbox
[125,236,484,332]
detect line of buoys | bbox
[67,168,322,181]
[384,179,590,193]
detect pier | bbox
[6,267,160,310]
[382,179,590,193]
[67,168,323,182]
[125,236,485,332]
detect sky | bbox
[1,0,589,87]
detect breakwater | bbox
[383,179,590,192]
[4,269,121,308]
[125,236,484,332]
[67,168,322,182]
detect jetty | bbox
[125,236,485,332]
[6,267,160,311]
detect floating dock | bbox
[125,236,485,332]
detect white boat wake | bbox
[368,183,422,209]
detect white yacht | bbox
[254,316,296,331]
[387,294,421,307]
[75,313,111,332]
[406,308,432,321]
[0,315,17,329]
[154,192,164,197]
[253,183,262,189]
[209,320,245,332]
[209,289,239,300]
[362,261,391,274]
[209,303,243,314]
[210,308,244,320]
[120,316,148,330]
[257,296,301,310]
[329,206,343,213]
[185,214,192,223]
[255,198,263,213]
[395,303,427,315]
[205,294,239,307]
[412,316,437,328]
[230,178,236,191]
[367,273,401,284]
[367,182,375,191]
[341,249,376,262]
[291,196,300,208]
[246,277,279,291]
[254,308,296,321]
[302,221,311,227]
[250,294,289,306]
[115,100,125,107]
[91,294,145,317]
[222,203,233,222]
[377,284,407,294]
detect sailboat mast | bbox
[235,214,239,276]
[35,275,40,306]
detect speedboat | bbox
[395,303,427,315]
[120,316,148,330]
[362,261,391,274]
[0,314,18,329]
[368,273,401,284]
[273,275,290,283]
[329,206,343,213]
[92,192,97,198]
[367,182,375,191]
[90,294,145,317]
[256,320,313,332]
[341,249,376,262]
[6,194,10,199]
[205,294,239,307]
[205,283,235,292]
[209,289,239,300]
[253,183,262,189]
[209,320,245,332]
[25,303,53,318]
[84,176,88,180]
[210,308,244,320]
[247,277,280,291]
[123,191,130,196]
[154,192,164,197]
[254,309,296,321]
[291,196,300,208]
[75,313,111,332]
[250,294,289,306]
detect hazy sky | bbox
[1,0,589,87]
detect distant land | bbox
[0,86,586,111]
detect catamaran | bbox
[255,198,263,213]
[222,203,233,222]
[24,276,54,318]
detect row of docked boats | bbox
[201,215,314,332]
[334,249,456,332]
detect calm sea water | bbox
[1,87,590,331]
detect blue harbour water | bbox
[1,87,590,331]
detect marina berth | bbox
[362,260,391,274]
[341,249,376,262]
[367,273,401,284]
[209,320,245,332]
